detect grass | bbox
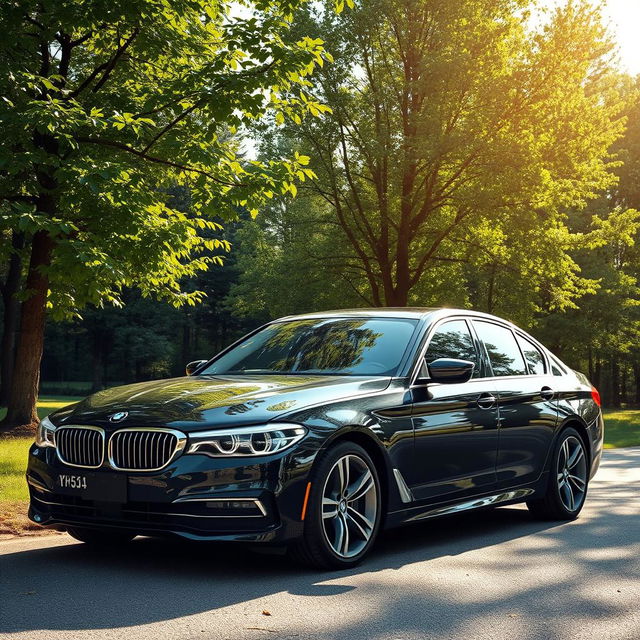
[0,437,34,535]
[0,397,638,536]
[0,394,82,422]
[0,395,80,536]
[602,408,640,449]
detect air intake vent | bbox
[109,429,184,471]
[56,426,104,468]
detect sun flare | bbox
[543,0,640,74]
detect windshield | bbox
[201,317,419,376]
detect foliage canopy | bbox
[266,0,630,311]
[0,0,331,315]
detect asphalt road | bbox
[1,448,639,640]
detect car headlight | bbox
[35,415,56,448]
[186,423,307,457]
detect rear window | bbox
[550,356,567,377]
[516,334,546,375]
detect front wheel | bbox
[527,426,589,520]
[66,527,136,546]
[289,441,382,569]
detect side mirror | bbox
[420,358,475,384]
[186,360,208,376]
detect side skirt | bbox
[385,487,536,528]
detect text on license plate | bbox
[58,474,88,490]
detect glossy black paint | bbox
[410,377,500,500]
[27,308,604,546]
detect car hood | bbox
[52,374,391,432]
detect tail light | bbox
[591,386,601,407]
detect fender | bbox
[312,424,402,514]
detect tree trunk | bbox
[182,318,191,368]
[1,230,54,431]
[91,332,105,392]
[610,359,621,409]
[594,359,602,392]
[634,362,640,406]
[0,232,25,405]
[486,263,497,314]
[383,284,409,307]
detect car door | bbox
[410,318,499,502]
[471,320,559,488]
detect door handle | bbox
[540,386,555,401]
[476,393,497,409]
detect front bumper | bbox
[26,443,311,543]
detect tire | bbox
[527,426,589,520]
[66,527,136,546]
[289,441,382,570]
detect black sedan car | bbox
[27,308,603,568]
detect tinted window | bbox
[424,320,481,378]
[550,356,567,377]
[516,334,546,375]
[473,321,527,376]
[201,318,418,376]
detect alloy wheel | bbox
[557,435,587,512]
[321,454,378,558]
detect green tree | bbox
[0,0,332,430]
[285,0,626,308]
[227,191,362,319]
[536,77,640,406]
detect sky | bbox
[541,0,640,75]
[603,0,640,74]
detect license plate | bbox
[55,472,127,502]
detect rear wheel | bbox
[527,426,589,520]
[289,441,382,569]
[66,527,136,546]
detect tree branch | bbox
[92,27,139,92]
[24,14,44,30]
[76,137,241,187]
[67,28,139,99]
[140,100,202,153]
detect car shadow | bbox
[3,500,632,635]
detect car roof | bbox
[275,307,517,325]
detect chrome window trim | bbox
[55,425,105,469]
[107,427,187,472]
[409,314,558,386]
[513,330,549,375]
[471,318,529,378]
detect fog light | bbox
[186,498,267,517]
[33,514,42,522]
[205,500,257,510]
